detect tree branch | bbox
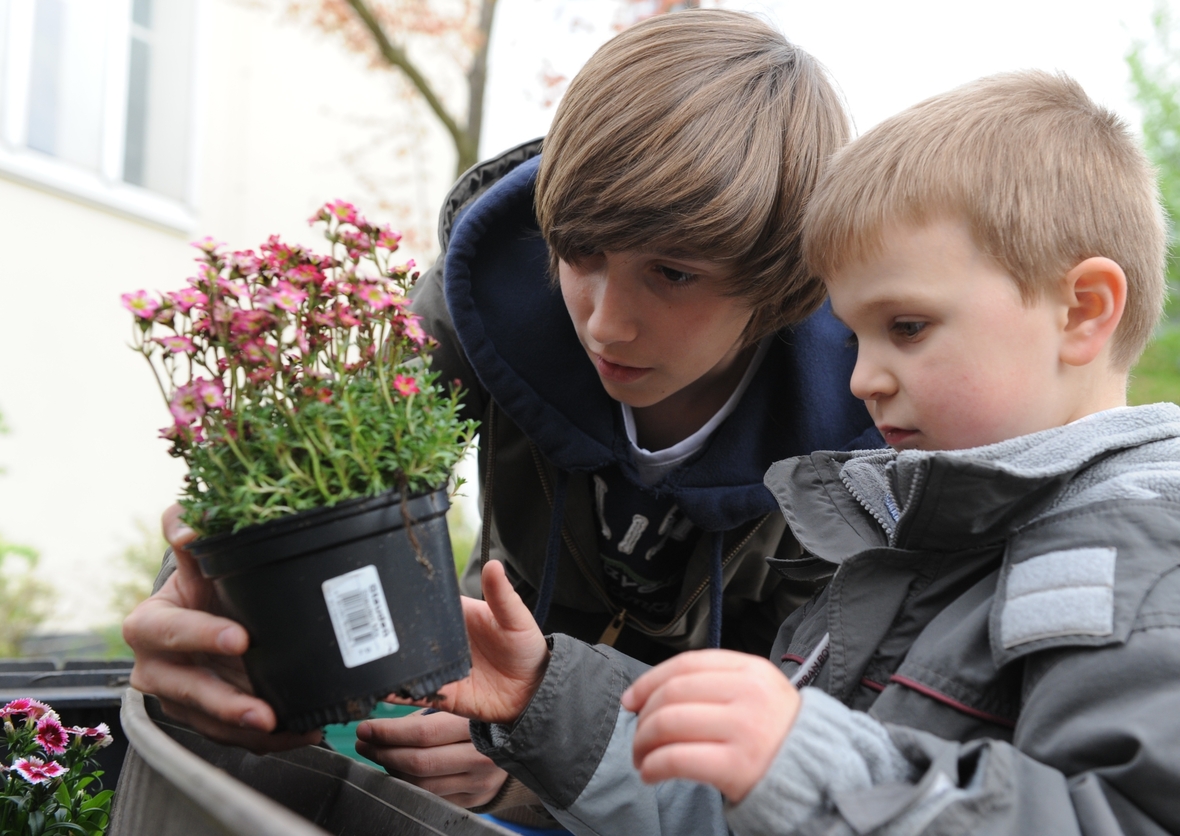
[343,0,477,176]
[463,0,498,175]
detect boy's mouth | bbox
[593,353,651,384]
[878,426,918,447]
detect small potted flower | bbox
[124,202,477,732]
[1,698,114,835]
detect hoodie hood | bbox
[444,152,878,531]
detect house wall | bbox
[0,0,455,629]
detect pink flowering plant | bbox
[124,201,476,536]
[1,699,114,835]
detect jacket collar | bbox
[766,403,1180,560]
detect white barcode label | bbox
[322,565,399,668]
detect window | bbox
[0,0,199,230]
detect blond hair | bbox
[537,9,849,339]
[804,71,1166,368]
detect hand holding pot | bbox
[395,560,550,726]
[355,709,508,808]
[123,504,322,752]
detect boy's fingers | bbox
[632,702,736,765]
[478,560,535,633]
[162,503,197,550]
[125,594,249,656]
[158,697,322,754]
[622,649,753,711]
[357,738,495,779]
[635,741,746,798]
[356,709,471,747]
[132,655,272,729]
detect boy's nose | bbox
[849,351,897,402]
[586,270,640,345]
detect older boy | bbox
[422,72,1180,835]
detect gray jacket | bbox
[471,403,1180,835]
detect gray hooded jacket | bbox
[471,403,1180,835]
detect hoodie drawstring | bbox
[532,468,569,630]
[708,531,724,649]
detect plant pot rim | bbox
[189,485,449,579]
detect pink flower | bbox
[170,385,205,424]
[191,236,223,254]
[403,315,427,346]
[357,283,394,310]
[11,756,68,785]
[339,229,372,257]
[168,287,207,313]
[1,698,53,722]
[122,290,160,320]
[156,335,195,354]
[335,305,360,328]
[262,281,307,313]
[285,263,324,286]
[376,226,402,251]
[35,715,69,755]
[230,309,272,337]
[195,378,226,409]
[216,278,248,299]
[239,339,273,365]
[393,374,419,397]
[323,199,358,225]
[228,250,263,274]
[247,366,275,385]
[211,301,234,323]
[70,722,113,749]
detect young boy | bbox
[123,9,877,825]
[421,71,1180,834]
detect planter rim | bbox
[190,486,449,579]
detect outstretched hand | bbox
[621,650,801,803]
[392,560,549,726]
[123,504,321,752]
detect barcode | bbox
[339,589,377,645]
[322,565,399,669]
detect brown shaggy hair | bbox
[536,9,849,340]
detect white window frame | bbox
[0,0,204,232]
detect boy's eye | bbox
[891,320,927,340]
[659,266,695,284]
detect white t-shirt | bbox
[620,338,772,486]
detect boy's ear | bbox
[1058,257,1127,367]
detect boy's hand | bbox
[356,709,508,807]
[123,504,321,752]
[621,650,801,803]
[392,560,549,725]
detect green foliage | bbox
[0,408,49,658]
[0,540,49,659]
[107,520,167,623]
[1130,323,1180,404]
[1128,2,1180,403]
[99,520,169,658]
[180,366,474,535]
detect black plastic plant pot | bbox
[188,488,470,733]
